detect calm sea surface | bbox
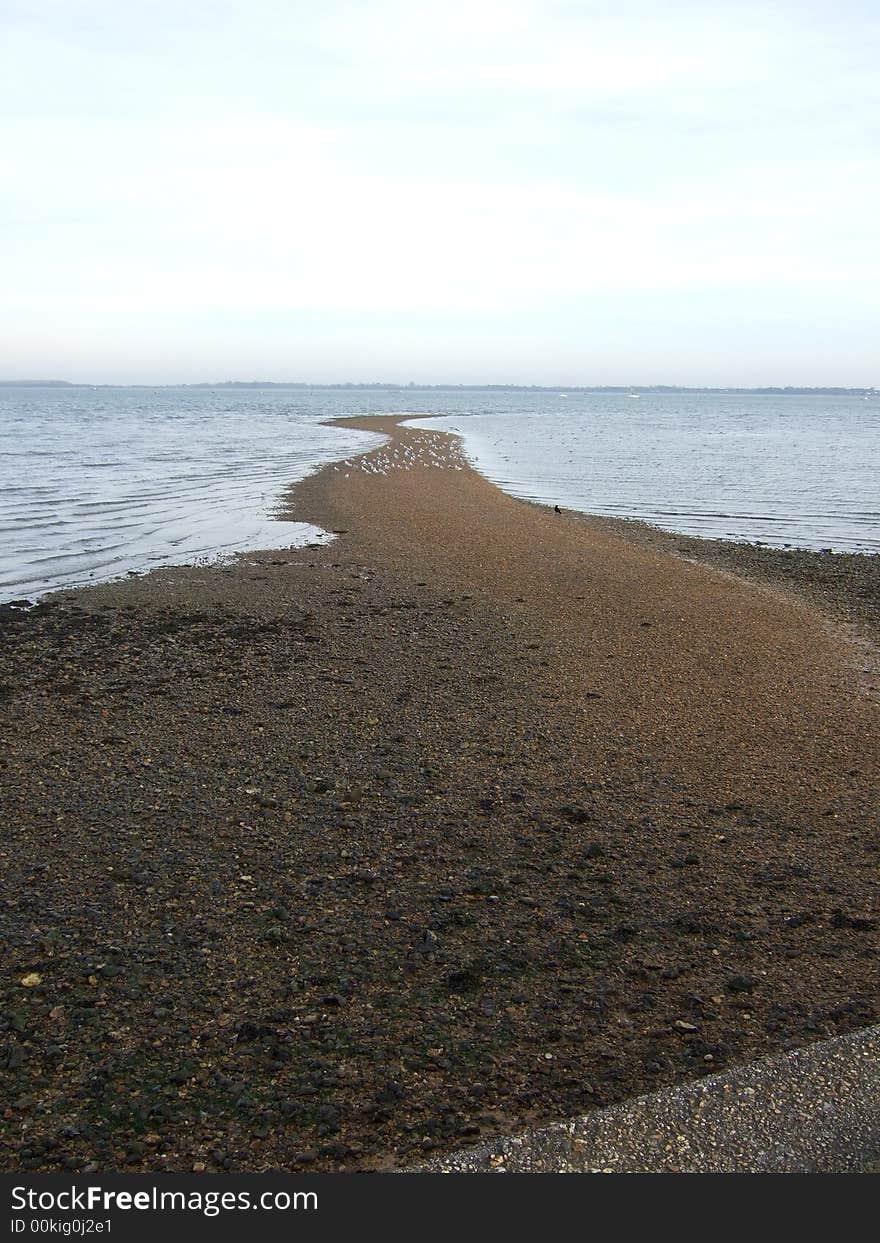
[1,386,878,602]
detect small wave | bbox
[3,390,879,600]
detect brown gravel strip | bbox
[1,414,878,1174]
[569,511,880,642]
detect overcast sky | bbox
[1,0,878,384]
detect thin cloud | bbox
[1,0,878,381]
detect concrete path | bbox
[418,1025,880,1172]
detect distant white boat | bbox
[558,393,568,398]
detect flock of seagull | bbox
[330,429,468,479]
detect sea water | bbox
[411,391,880,553]
[1,386,878,603]
[0,386,382,602]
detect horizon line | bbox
[1,380,877,394]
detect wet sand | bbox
[1,415,878,1173]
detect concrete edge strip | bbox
[414,1024,880,1172]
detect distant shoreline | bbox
[1,380,878,395]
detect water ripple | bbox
[2,387,878,603]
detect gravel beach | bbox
[1,415,878,1173]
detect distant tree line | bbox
[1,380,876,395]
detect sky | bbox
[1,0,878,385]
